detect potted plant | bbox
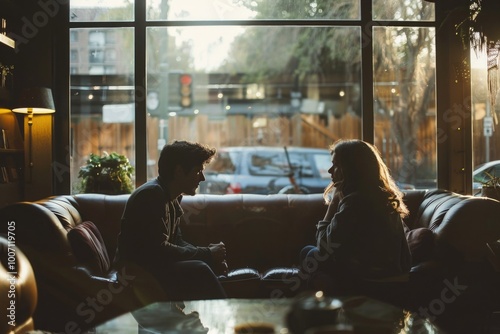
[77,151,135,195]
[480,171,500,201]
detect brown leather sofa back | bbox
[7,193,325,272]
[404,189,500,262]
[179,193,326,270]
[2,189,500,280]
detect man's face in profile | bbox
[179,164,206,195]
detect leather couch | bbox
[1,189,499,332]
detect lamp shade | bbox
[12,87,55,114]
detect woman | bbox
[301,139,412,298]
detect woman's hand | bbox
[323,188,341,221]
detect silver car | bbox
[199,146,332,195]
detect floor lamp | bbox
[12,87,55,183]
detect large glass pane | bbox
[71,0,134,22]
[372,0,434,21]
[373,26,436,189]
[145,26,362,191]
[70,28,135,193]
[471,48,500,194]
[147,0,360,21]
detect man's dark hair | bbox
[158,140,216,181]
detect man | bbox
[115,140,227,301]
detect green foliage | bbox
[481,171,500,188]
[220,0,362,80]
[77,152,135,195]
[480,171,500,201]
[454,0,500,53]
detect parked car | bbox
[473,160,500,195]
[198,146,332,195]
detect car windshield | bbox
[249,151,289,176]
[202,147,332,195]
[206,151,239,174]
[313,153,332,179]
[474,164,500,183]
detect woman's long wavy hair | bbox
[323,139,409,218]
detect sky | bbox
[70,0,256,19]
[70,0,256,70]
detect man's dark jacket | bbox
[114,176,212,275]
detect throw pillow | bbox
[67,221,110,276]
[406,227,435,265]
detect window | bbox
[146,0,360,21]
[69,0,437,194]
[88,31,106,47]
[70,26,134,192]
[70,49,78,62]
[71,0,134,22]
[249,151,289,177]
[205,151,238,174]
[471,47,500,191]
[89,50,104,63]
[373,26,436,188]
[70,30,78,42]
[372,0,434,21]
[105,49,117,62]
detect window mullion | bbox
[134,0,147,186]
[360,0,374,143]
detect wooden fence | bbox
[72,112,445,185]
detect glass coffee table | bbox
[94,295,444,333]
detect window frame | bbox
[55,1,469,194]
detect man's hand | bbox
[209,241,226,262]
[213,260,229,276]
[209,242,228,276]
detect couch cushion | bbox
[414,189,466,230]
[219,268,261,298]
[406,228,434,264]
[67,221,110,276]
[39,196,83,230]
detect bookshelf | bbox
[0,27,24,208]
[0,111,23,208]
[0,5,21,208]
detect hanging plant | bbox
[469,1,500,51]
[454,0,500,109]
[77,151,135,195]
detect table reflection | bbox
[123,297,442,334]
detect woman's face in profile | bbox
[328,153,343,186]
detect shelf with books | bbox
[0,111,23,207]
[0,155,23,208]
[0,156,21,183]
[0,148,22,154]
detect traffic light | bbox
[179,73,193,108]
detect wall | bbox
[0,0,56,201]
